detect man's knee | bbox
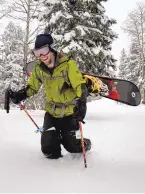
[62,130,91,153]
[41,128,61,159]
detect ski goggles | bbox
[32,45,50,58]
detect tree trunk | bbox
[23,0,31,85]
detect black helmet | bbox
[34,33,53,49]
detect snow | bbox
[97,4,106,13]
[76,25,87,36]
[49,11,62,24]
[49,11,73,24]
[0,99,145,192]
[52,34,63,42]
[91,46,111,56]
[92,46,102,55]
[45,0,59,4]
[64,31,76,41]
[83,12,91,18]
[63,40,82,53]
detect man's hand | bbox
[74,84,87,121]
[8,88,28,104]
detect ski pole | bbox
[19,104,42,134]
[79,121,87,168]
[4,89,42,133]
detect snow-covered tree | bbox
[3,64,24,91]
[119,44,140,85]
[0,22,25,108]
[126,43,140,86]
[0,0,12,20]
[8,0,44,65]
[1,21,24,65]
[39,0,117,76]
[122,2,145,101]
[118,48,129,79]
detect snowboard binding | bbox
[83,74,109,97]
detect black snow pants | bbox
[41,112,91,159]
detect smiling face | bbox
[33,46,55,68]
[39,51,55,68]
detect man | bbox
[8,33,91,159]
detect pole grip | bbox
[4,89,10,113]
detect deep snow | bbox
[0,99,145,192]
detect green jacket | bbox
[26,54,85,118]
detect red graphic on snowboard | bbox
[107,80,120,100]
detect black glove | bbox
[75,99,87,121]
[74,84,87,121]
[8,88,28,104]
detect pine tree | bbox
[0,22,24,108]
[119,42,140,86]
[122,2,145,101]
[1,21,24,65]
[39,0,117,76]
[118,48,129,79]
[126,43,140,86]
[119,44,140,86]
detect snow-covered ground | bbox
[0,99,145,192]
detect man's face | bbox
[33,46,55,68]
[39,51,55,68]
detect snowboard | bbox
[82,73,141,106]
[24,60,141,106]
